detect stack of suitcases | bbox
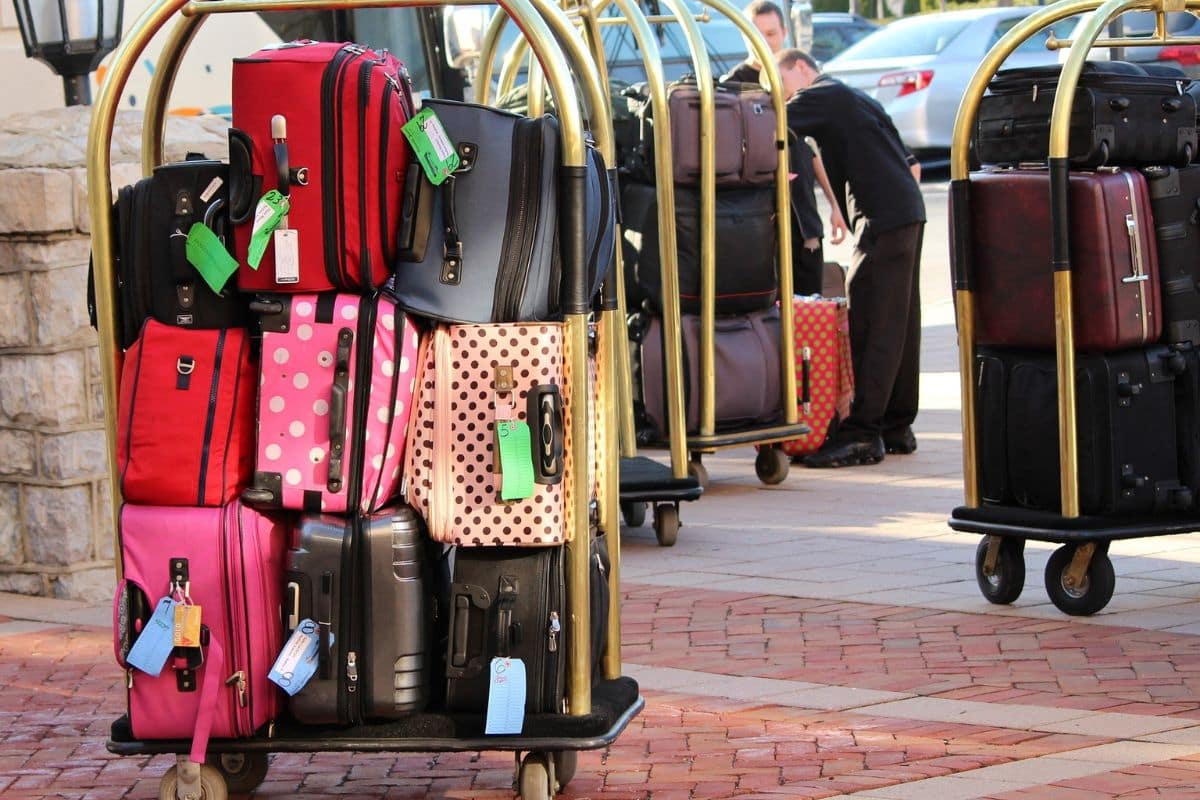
[618,77,787,437]
[107,39,616,763]
[967,60,1200,515]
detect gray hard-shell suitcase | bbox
[639,308,783,437]
[285,505,430,725]
[391,99,616,324]
[444,546,564,714]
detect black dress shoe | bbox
[883,427,917,455]
[803,436,885,468]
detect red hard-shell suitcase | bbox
[966,167,1162,351]
[230,41,414,293]
[117,320,257,507]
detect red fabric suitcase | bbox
[230,41,414,293]
[764,296,853,458]
[115,502,286,763]
[117,320,256,506]
[966,167,1162,351]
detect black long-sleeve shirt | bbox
[785,75,925,235]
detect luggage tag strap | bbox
[492,365,535,501]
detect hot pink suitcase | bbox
[113,502,286,763]
[244,292,421,514]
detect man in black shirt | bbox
[775,48,926,467]
[720,1,846,294]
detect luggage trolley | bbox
[477,0,710,546]
[89,1,642,798]
[949,0,1200,616]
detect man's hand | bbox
[829,208,848,245]
[910,161,922,183]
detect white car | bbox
[823,7,1078,160]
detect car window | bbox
[833,17,968,59]
[1117,10,1196,35]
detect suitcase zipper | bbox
[339,518,362,724]
[585,147,610,295]
[196,328,227,505]
[346,296,378,512]
[357,57,383,291]
[430,327,454,540]
[1120,170,1151,342]
[322,46,361,287]
[494,119,544,321]
[228,505,253,733]
[379,79,396,267]
[545,547,564,712]
[364,305,405,510]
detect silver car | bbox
[823,7,1078,159]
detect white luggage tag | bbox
[268,619,325,696]
[125,596,179,676]
[270,114,300,284]
[484,657,527,735]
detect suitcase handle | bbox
[327,328,353,494]
[800,346,812,414]
[1123,213,1150,284]
[526,385,564,485]
[446,583,491,678]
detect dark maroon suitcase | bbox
[966,167,1162,351]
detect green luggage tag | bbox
[402,107,461,186]
[185,223,239,294]
[247,190,289,270]
[496,420,535,501]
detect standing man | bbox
[721,2,846,295]
[775,48,925,467]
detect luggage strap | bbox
[187,628,223,764]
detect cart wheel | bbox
[518,752,553,800]
[552,751,578,790]
[620,500,647,528]
[1044,544,1116,616]
[158,763,227,800]
[654,504,680,547]
[688,458,710,491]
[755,447,789,485]
[974,537,1025,605]
[214,752,269,794]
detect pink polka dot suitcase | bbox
[404,323,576,546]
[243,292,421,514]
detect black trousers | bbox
[838,221,924,442]
[792,232,824,297]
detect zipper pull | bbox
[548,612,560,653]
[347,651,359,692]
[127,669,134,690]
[594,552,607,578]
[225,671,248,708]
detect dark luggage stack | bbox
[620,76,785,438]
[966,61,1200,516]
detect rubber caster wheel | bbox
[552,751,577,790]
[518,752,553,800]
[974,537,1025,605]
[654,504,680,547]
[1044,543,1115,616]
[755,447,789,485]
[688,458,710,491]
[158,763,227,800]
[214,752,269,794]
[621,500,647,528]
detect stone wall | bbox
[0,107,228,601]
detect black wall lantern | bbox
[11,0,124,106]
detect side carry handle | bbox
[526,385,564,484]
[446,583,491,677]
[327,328,353,494]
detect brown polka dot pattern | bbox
[404,323,574,546]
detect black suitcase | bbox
[445,546,564,715]
[284,506,430,725]
[89,156,249,349]
[1143,165,1200,345]
[975,61,1197,168]
[976,346,1193,514]
[623,182,778,315]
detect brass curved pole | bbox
[476,6,511,106]
[527,46,546,116]
[698,0,797,428]
[657,0,718,438]
[142,14,206,172]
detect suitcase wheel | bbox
[158,760,227,800]
[1044,542,1115,616]
[241,488,277,507]
[248,299,284,315]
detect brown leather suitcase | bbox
[967,167,1161,351]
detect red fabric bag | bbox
[117,320,256,506]
[230,41,414,293]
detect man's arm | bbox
[809,144,847,244]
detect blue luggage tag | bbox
[268,619,323,696]
[126,597,178,677]
[484,657,527,735]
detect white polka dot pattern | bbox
[253,294,421,514]
[405,323,571,547]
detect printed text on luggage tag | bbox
[269,619,323,696]
[173,603,203,648]
[402,107,461,185]
[485,657,526,735]
[125,597,178,676]
[274,229,300,284]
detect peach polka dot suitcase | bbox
[770,295,854,458]
[243,292,421,514]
